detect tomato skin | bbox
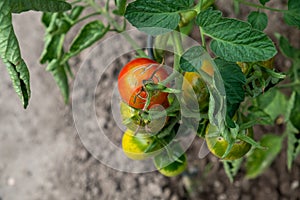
[118,58,170,109]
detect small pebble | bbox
[163,188,171,199]
[280,182,290,195]
[7,177,15,186]
[214,180,224,194]
[218,194,227,200]
[291,180,299,190]
[171,194,179,200]
[148,183,162,197]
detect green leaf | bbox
[286,92,296,122]
[125,0,194,35]
[153,142,185,168]
[40,13,72,64]
[223,159,243,183]
[247,106,273,125]
[40,34,65,64]
[277,34,300,60]
[10,0,71,13]
[196,8,277,62]
[0,1,30,108]
[286,122,300,170]
[237,133,265,149]
[69,6,84,20]
[257,88,288,122]
[259,0,270,5]
[66,20,109,59]
[246,134,282,179]
[41,12,53,27]
[247,11,268,31]
[284,0,300,29]
[113,0,127,16]
[180,46,206,72]
[215,58,246,118]
[46,59,69,103]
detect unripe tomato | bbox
[182,71,209,112]
[154,153,187,177]
[118,58,170,109]
[205,124,253,160]
[122,129,162,160]
[153,143,187,177]
[181,59,213,112]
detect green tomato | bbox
[153,143,187,177]
[122,129,162,160]
[154,153,187,177]
[205,124,253,160]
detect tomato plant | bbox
[2,0,300,181]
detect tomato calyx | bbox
[121,101,168,134]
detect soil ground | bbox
[0,1,300,200]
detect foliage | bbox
[1,0,300,180]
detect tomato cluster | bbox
[117,57,256,176]
[118,58,187,176]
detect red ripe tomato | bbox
[118,58,170,109]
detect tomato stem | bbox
[292,61,300,82]
[171,29,184,73]
[71,0,82,5]
[74,12,102,24]
[200,27,206,50]
[194,0,215,13]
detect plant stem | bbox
[200,27,206,50]
[292,61,300,82]
[197,0,209,50]
[74,12,101,24]
[236,0,286,12]
[194,0,215,13]
[86,0,147,57]
[160,30,185,86]
[171,29,184,72]
[71,0,82,5]
[121,32,148,57]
